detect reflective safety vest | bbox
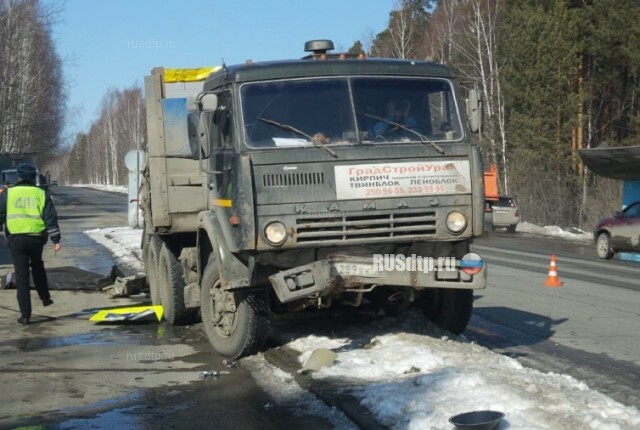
[6,186,46,234]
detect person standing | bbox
[0,163,62,325]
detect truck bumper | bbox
[269,254,487,304]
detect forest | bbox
[1,0,639,228]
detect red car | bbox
[594,201,640,259]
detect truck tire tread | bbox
[200,256,270,359]
[159,243,195,325]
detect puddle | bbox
[0,325,186,352]
[50,393,143,430]
[52,405,142,429]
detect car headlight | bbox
[264,221,287,245]
[446,211,467,233]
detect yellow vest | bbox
[6,186,46,234]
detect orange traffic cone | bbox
[543,254,563,288]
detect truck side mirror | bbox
[199,93,218,112]
[196,93,218,160]
[467,89,482,133]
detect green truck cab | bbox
[141,40,486,358]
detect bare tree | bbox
[0,0,64,158]
[53,86,145,185]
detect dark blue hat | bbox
[17,163,37,180]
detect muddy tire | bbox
[418,288,473,334]
[144,234,162,306]
[158,243,195,325]
[200,256,270,358]
[596,232,614,260]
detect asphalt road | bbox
[0,186,338,430]
[1,186,639,428]
[469,231,640,407]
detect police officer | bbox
[0,163,61,325]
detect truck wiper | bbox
[256,117,337,158]
[363,113,445,154]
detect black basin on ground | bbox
[448,410,505,430]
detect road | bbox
[0,186,638,428]
[470,231,640,407]
[0,187,338,430]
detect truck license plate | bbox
[331,263,378,277]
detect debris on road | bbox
[199,370,231,379]
[301,348,337,372]
[222,359,238,369]
[0,265,124,291]
[102,273,147,298]
[89,305,163,323]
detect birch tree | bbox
[0,0,64,158]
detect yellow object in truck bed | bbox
[163,67,221,83]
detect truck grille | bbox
[296,211,436,244]
[263,172,324,187]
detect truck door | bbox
[209,91,235,201]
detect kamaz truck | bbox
[141,40,487,358]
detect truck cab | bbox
[141,40,487,358]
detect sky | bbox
[51,0,397,140]
[80,185,640,430]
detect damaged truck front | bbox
[141,40,487,359]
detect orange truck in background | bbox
[484,163,499,230]
[484,163,499,202]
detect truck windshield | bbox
[241,76,463,148]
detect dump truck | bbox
[140,40,487,358]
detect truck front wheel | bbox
[158,243,195,325]
[418,288,473,334]
[200,256,270,359]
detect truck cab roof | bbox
[203,58,455,91]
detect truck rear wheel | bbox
[158,243,195,325]
[200,256,270,359]
[144,234,162,306]
[418,288,473,334]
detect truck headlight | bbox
[264,221,287,245]
[446,211,467,233]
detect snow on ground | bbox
[84,224,640,430]
[76,182,633,428]
[71,183,128,194]
[516,221,592,243]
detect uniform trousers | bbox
[8,234,50,319]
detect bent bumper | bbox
[269,255,487,304]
